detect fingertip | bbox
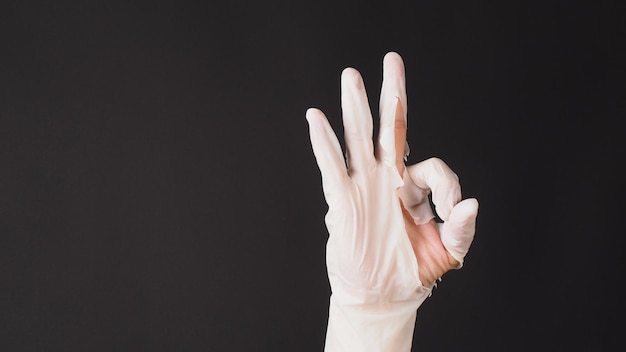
[305,107,316,121]
[383,51,405,75]
[435,189,461,222]
[458,198,479,215]
[305,108,327,138]
[341,67,363,89]
[449,198,479,226]
[441,198,478,267]
[306,107,326,122]
[468,198,479,211]
[341,66,359,76]
[384,51,403,63]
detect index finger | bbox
[404,157,462,222]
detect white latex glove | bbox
[306,52,479,352]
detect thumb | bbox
[439,198,479,268]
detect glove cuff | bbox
[324,290,430,352]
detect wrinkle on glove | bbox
[323,162,432,352]
[307,52,479,352]
[308,107,432,352]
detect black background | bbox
[1,1,624,351]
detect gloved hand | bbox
[306,52,479,352]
